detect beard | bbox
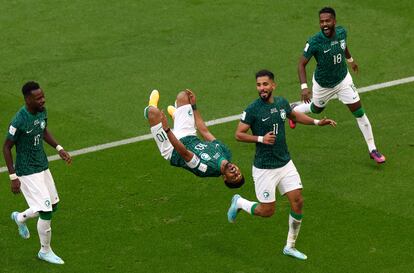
[259,91,272,101]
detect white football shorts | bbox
[253,160,303,203]
[312,72,360,108]
[19,169,59,212]
[151,104,197,160]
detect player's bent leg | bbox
[144,90,160,120]
[310,103,324,114]
[11,211,30,239]
[253,202,275,217]
[167,105,176,119]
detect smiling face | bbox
[256,75,276,102]
[222,162,244,188]
[319,12,336,38]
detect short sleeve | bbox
[6,117,22,142]
[282,98,292,116]
[240,107,255,126]
[303,39,316,60]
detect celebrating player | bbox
[144,89,244,188]
[291,6,385,164]
[3,81,72,264]
[227,69,336,260]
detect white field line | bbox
[1,76,413,173]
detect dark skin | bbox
[298,12,360,112]
[147,90,243,185]
[3,88,71,194]
[235,75,336,216]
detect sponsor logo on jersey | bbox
[34,120,40,126]
[40,120,46,129]
[9,125,17,136]
[200,153,211,161]
[280,109,286,120]
[270,108,278,114]
[324,48,331,53]
[331,41,338,46]
[261,117,270,122]
[26,129,33,134]
[340,39,346,50]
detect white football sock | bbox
[286,214,302,248]
[356,114,376,152]
[236,196,257,215]
[293,103,311,113]
[17,208,39,223]
[37,219,52,253]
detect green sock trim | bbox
[352,107,365,118]
[52,203,58,213]
[39,211,53,220]
[251,203,258,215]
[310,103,324,114]
[290,210,303,220]
[144,106,149,120]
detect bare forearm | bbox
[235,131,260,143]
[43,128,58,148]
[165,129,193,161]
[293,112,318,125]
[3,143,15,174]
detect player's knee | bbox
[39,211,53,220]
[292,195,304,211]
[352,107,365,118]
[175,91,190,107]
[310,103,324,114]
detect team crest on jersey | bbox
[200,153,211,161]
[340,39,346,50]
[263,191,270,200]
[280,109,286,120]
[40,120,46,129]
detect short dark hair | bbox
[224,175,245,189]
[255,69,275,81]
[22,81,40,97]
[319,7,336,18]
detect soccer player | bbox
[291,6,385,164]
[3,81,72,265]
[227,69,336,260]
[144,89,244,188]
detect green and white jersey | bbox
[6,106,48,176]
[303,26,348,88]
[241,96,291,169]
[170,136,231,177]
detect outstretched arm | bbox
[161,111,194,162]
[235,122,276,145]
[345,46,358,73]
[298,55,312,103]
[289,111,336,127]
[43,128,72,164]
[186,89,215,142]
[3,139,21,194]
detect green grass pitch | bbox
[0,1,413,272]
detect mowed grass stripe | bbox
[1,75,413,173]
